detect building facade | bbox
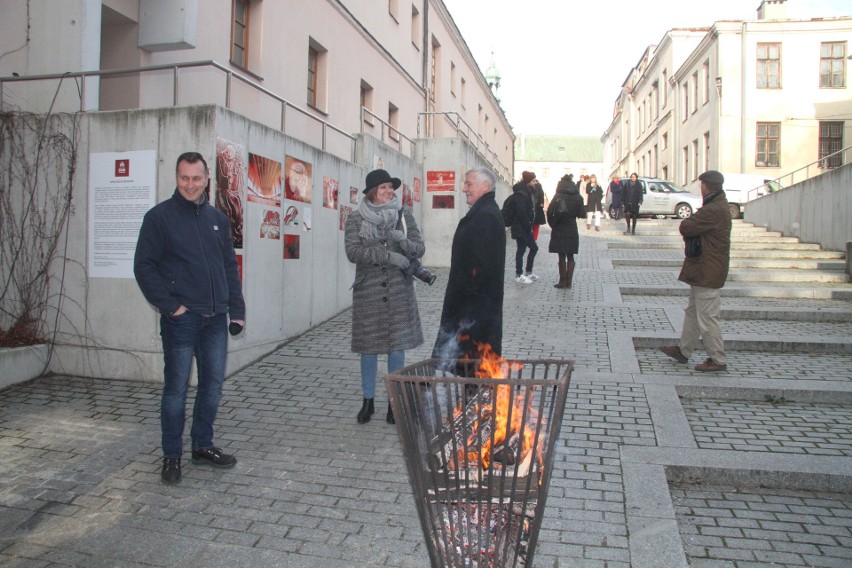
[514,135,604,201]
[602,0,852,193]
[0,0,515,382]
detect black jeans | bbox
[514,231,538,276]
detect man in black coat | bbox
[433,167,506,372]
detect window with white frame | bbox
[820,42,846,88]
[360,80,374,125]
[756,122,780,167]
[757,43,781,88]
[411,4,421,47]
[703,61,710,104]
[307,39,328,111]
[389,102,400,141]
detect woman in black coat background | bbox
[622,172,644,235]
[547,175,587,288]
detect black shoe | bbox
[161,457,181,484]
[191,447,237,468]
[386,402,395,424]
[357,398,375,424]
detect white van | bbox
[722,173,783,219]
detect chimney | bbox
[757,0,788,20]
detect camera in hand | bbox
[402,259,437,285]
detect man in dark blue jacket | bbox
[134,152,246,484]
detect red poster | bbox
[427,170,455,192]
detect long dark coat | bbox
[547,178,586,255]
[506,182,535,240]
[345,206,424,354]
[678,191,732,289]
[433,191,506,359]
[585,183,604,213]
[623,179,644,212]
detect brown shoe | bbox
[694,358,727,372]
[659,345,688,363]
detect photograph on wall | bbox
[285,156,312,203]
[215,138,246,249]
[302,207,312,231]
[323,176,339,210]
[402,183,413,208]
[246,152,282,207]
[259,209,281,240]
[432,195,455,209]
[282,204,300,229]
[339,205,353,231]
[413,177,422,203]
[283,235,300,259]
[427,170,455,192]
[349,186,359,204]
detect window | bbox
[653,144,658,177]
[388,0,399,22]
[307,39,328,111]
[820,42,846,88]
[388,102,400,141]
[661,165,668,180]
[756,122,780,167]
[652,82,659,119]
[662,132,668,150]
[819,121,844,168]
[460,78,466,109]
[703,61,710,104]
[360,80,374,125]
[411,4,421,47]
[661,69,668,108]
[692,72,698,114]
[692,140,699,180]
[682,83,688,121]
[683,146,689,185]
[703,132,710,172]
[430,37,440,102]
[757,43,781,88]
[231,0,250,68]
[450,62,456,95]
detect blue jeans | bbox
[360,351,404,399]
[160,312,228,458]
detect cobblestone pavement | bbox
[1,219,850,567]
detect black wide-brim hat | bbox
[363,169,401,194]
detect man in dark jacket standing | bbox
[433,167,506,369]
[660,170,732,372]
[507,171,539,283]
[134,152,246,484]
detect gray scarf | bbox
[357,195,401,240]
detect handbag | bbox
[684,235,702,258]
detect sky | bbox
[441,0,852,137]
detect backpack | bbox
[501,195,515,227]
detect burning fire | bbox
[453,342,543,471]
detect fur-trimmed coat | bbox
[345,206,424,354]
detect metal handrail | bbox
[746,144,852,201]
[0,60,357,161]
[359,107,416,156]
[416,111,512,182]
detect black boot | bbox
[386,402,395,424]
[357,398,375,424]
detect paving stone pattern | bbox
[671,484,852,567]
[0,218,850,567]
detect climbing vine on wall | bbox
[0,110,78,347]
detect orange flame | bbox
[455,342,542,471]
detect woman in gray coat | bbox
[345,169,425,425]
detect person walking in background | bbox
[433,167,506,368]
[660,170,732,372]
[345,169,425,425]
[547,174,587,288]
[607,174,623,220]
[134,152,246,485]
[505,171,539,284]
[577,175,589,208]
[585,174,604,232]
[622,172,643,235]
[529,177,547,241]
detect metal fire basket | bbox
[385,358,573,568]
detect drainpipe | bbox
[421,1,430,135]
[741,21,747,172]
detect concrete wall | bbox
[744,163,852,253]
[42,104,430,382]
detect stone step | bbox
[727,270,849,283]
[620,284,852,300]
[731,249,845,260]
[610,241,827,252]
[613,259,848,271]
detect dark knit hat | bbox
[363,169,401,194]
[698,170,724,186]
[521,171,536,184]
